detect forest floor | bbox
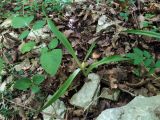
[0,0,160,120]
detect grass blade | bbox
[84,42,96,62]
[125,30,160,39]
[41,68,81,110]
[47,19,81,67]
[86,55,128,75]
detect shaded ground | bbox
[1,0,160,119]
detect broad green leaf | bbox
[143,50,151,58]
[125,30,160,39]
[41,68,80,110]
[32,74,45,84]
[20,41,36,54]
[133,56,143,65]
[144,58,153,67]
[155,60,160,68]
[0,58,4,73]
[86,55,128,75]
[31,85,40,93]
[133,48,143,57]
[48,38,59,49]
[125,53,135,59]
[32,20,46,30]
[19,30,30,40]
[41,47,48,54]
[14,78,32,90]
[12,16,34,28]
[47,19,81,66]
[149,67,156,74]
[40,49,62,76]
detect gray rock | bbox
[0,18,11,28]
[42,96,66,120]
[96,15,121,33]
[96,95,160,120]
[70,73,100,108]
[74,0,86,2]
[27,25,51,41]
[100,88,120,101]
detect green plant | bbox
[41,18,128,110]
[11,15,62,76]
[8,4,128,112]
[126,48,160,78]
[20,40,36,54]
[41,68,80,110]
[14,74,45,93]
[125,30,160,39]
[11,15,46,40]
[119,12,129,21]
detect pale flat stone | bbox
[74,0,86,2]
[42,97,66,120]
[70,73,100,108]
[0,18,12,28]
[100,88,120,101]
[96,15,121,33]
[27,25,51,41]
[96,95,160,120]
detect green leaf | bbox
[84,42,96,61]
[125,30,160,39]
[12,16,34,28]
[86,55,128,75]
[41,68,80,110]
[47,19,81,67]
[149,67,156,74]
[14,6,22,11]
[48,38,59,49]
[0,58,4,73]
[31,85,40,93]
[155,60,160,68]
[40,49,62,76]
[41,47,48,54]
[144,58,153,67]
[19,30,30,40]
[14,78,32,90]
[133,48,143,57]
[133,68,141,77]
[143,50,151,58]
[32,20,46,30]
[133,56,143,65]
[20,41,36,54]
[125,53,135,59]
[32,74,45,84]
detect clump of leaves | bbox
[20,40,36,54]
[14,74,45,93]
[11,15,63,76]
[40,38,62,76]
[11,15,46,40]
[126,48,160,78]
[41,17,128,110]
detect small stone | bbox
[0,18,12,28]
[100,88,120,101]
[27,25,51,42]
[42,96,66,120]
[70,73,100,108]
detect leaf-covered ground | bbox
[0,0,160,119]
